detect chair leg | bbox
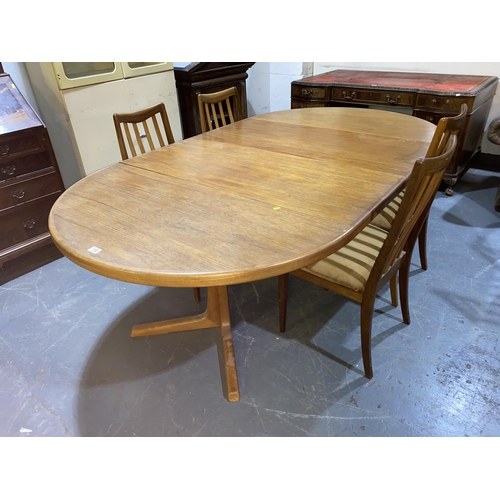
[390,275,398,307]
[193,287,201,303]
[278,274,289,333]
[360,298,375,379]
[418,213,429,271]
[399,257,411,325]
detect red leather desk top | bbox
[297,70,495,94]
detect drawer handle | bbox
[12,189,26,199]
[386,94,401,105]
[0,145,10,157]
[301,89,312,95]
[1,165,16,176]
[342,91,356,100]
[23,219,36,229]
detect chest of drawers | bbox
[291,70,499,195]
[0,73,65,284]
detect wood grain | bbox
[49,108,435,288]
[48,107,435,401]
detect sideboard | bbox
[291,70,499,195]
[0,73,65,285]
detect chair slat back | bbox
[368,104,467,289]
[367,134,457,293]
[113,102,174,160]
[198,87,241,133]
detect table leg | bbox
[131,285,240,402]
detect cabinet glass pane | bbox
[126,62,164,69]
[61,62,117,79]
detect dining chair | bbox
[197,87,242,133]
[113,102,175,161]
[113,103,201,303]
[278,133,457,379]
[371,104,468,271]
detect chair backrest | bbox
[367,133,458,293]
[425,103,468,158]
[113,102,175,160]
[197,87,242,133]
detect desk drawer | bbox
[331,87,415,107]
[416,94,472,113]
[0,132,44,159]
[0,193,59,251]
[0,170,61,211]
[291,99,330,109]
[291,84,330,101]
[0,151,52,181]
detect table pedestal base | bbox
[131,286,240,402]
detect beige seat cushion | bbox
[371,191,405,231]
[302,223,389,293]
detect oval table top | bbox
[49,107,436,288]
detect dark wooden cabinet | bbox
[174,62,254,138]
[0,73,65,284]
[291,70,499,195]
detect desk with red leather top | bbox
[291,69,498,195]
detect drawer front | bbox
[291,99,329,109]
[0,193,60,251]
[331,87,415,107]
[291,84,330,101]
[0,151,52,181]
[413,110,449,125]
[0,171,62,211]
[0,132,43,159]
[415,94,472,113]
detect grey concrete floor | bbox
[1,167,499,437]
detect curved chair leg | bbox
[278,274,289,333]
[193,287,201,303]
[360,298,375,379]
[418,213,429,271]
[399,256,411,325]
[390,275,398,307]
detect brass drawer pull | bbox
[0,145,10,157]
[386,94,401,105]
[12,189,26,199]
[342,91,356,100]
[301,89,312,95]
[23,219,36,229]
[1,165,16,175]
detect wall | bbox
[247,62,313,115]
[246,62,270,115]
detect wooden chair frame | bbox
[197,87,242,133]
[278,134,458,379]
[113,102,175,161]
[372,104,468,271]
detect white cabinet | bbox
[51,62,174,89]
[25,63,182,178]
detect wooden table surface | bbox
[48,107,436,401]
[49,107,435,287]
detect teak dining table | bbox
[48,107,436,402]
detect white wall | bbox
[246,62,270,115]
[270,62,314,112]
[246,62,313,115]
